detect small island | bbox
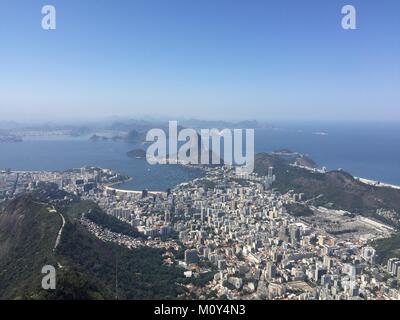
[89,134,109,142]
[127,149,147,159]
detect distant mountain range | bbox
[1,118,272,132]
[89,120,269,145]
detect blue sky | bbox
[0,0,399,122]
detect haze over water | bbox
[0,122,399,190]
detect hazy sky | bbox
[0,0,399,122]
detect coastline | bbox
[105,178,167,196]
[3,164,400,193]
[290,163,400,191]
[355,177,400,190]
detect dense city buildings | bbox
[1,165,399,300]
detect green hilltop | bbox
[0,196,186,300]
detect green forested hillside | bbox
[254,153,400,219]
[0,196,185,300]
[0,196,61,299]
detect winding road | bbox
[51,206,65,251]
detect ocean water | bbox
[0,138,203,192]
[254,122,400,185]
[0,122,399,190]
